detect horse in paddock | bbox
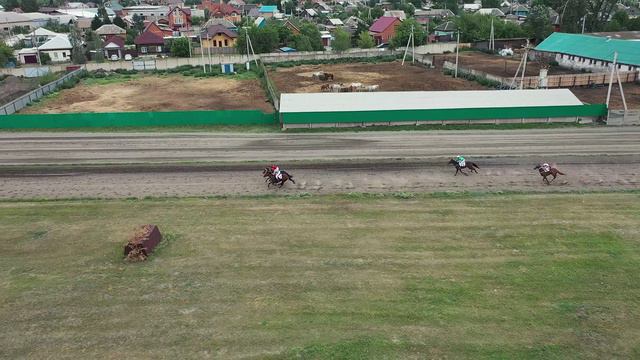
[324,72,334,81]
[534,163,565,185]
[448,159,480,176]
[262,167,295,188]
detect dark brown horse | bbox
[448,159,480,176]
[534,164,565,185]
[262,167,295,188]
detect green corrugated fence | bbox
[0,110,276,129]
[280,104,608,124]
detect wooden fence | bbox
[443,61,639,89]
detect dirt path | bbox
[21,75,273,113]
[0,128,638,199]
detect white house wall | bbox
[555,53,639,73]
[42,49,71,62]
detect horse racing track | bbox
[1,193,639,358]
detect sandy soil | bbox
[435,51,578,77]
[21,75,273,113]
[268,61,488,93]
[0,128,638,199]
[0,161,638,199]
[571,82,640,109]
[0,75,38,104]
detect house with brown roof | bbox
[143,21,174,37]
[199,0,241,23]
[95,24,127,39]
[368,16,401,45]
[168,5,191,30]
[201,24,238,49]
[134,29,166,54]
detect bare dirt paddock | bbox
[268,61,488,93]
[21,74,273,113]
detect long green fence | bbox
[0,110,276,129]
[281,104,608,124]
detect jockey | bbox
[271,165,282,180]
[456,155,466,167]
[541,163,551,172]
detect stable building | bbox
[279,89,605,129]
[534,32,640,73]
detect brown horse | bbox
[534,164,565,185]
[324,73,334,81]
[262,167,295,188]
[320,84,330,92]
[448,159,480,176]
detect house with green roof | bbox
[534,32,640,73]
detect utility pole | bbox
[411,23,415,63]
[199,34,206,73]
[606,51,617,108]
[490,18,495,51]
[207,34,212,72]
[401,24,414,65]
[454,30,460,78]
[520,44,529,90]
[581,15,586,34]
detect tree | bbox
[5,0,19,11]
[40,53,52,65]
[191,16,205,26]
[293,34,313,51]
[432,0,458,14]
[357,31,375,48]
[0,41,15,67]
[113,16,127,29]
[20,0,38,12]
[92,37,104,63]
[390,18,426,49]
[91,15,103,31]
[299,22,324,50]
[236,25,279,54]
[68,26,86,64]
[332,27,351,51]
[524,2,554,42]
[370,6,384,19]
[171,37,191,57]
[455,13,526,42]
[133,14,145,32]
[98,7,112,25]
[481,0,501,7]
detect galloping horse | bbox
[534,164,565,185]
[262,167,295,188]
[448,159,480,176]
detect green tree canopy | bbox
[0,41,15,67]
[98,7,112,25]
[171,37,191,57]
[113,16,127,29]
[299,22,324,51]
[390,18,427,49]
[455,13,527,42]
[20,0,38,12]
[68,26,86,64]
[524,3,554,42]
[332,27,351,51]
[91,15,103,31]
[357,31,375,48]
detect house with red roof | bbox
[168,5,191,30]
[199,0,241,23]
[368,16,401,45]
[103,35,125,59]
[134,29,166,54]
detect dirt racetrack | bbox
[21,74,273,113]
[268,61,488,93]
[0,128,638,199]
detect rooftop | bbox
[369,16,400,33]
[535,32,640,66]
[280,89,583,113]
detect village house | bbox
[368,16,401,45]
[200,24,238,52]
[203,17,237,31]
[383,10,406,20]
[134,30,166,54]
[259,5,278,19]
[102,35,125,59]
[95,24,127,39]
[123,5,169,21]
[199,0,241,23]
[168,5,192,30]
[434,21,457,42]
[38,35,72,62]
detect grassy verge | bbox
[284,121,595,133]
[1,192,639,358]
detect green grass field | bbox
[1,193,639,359]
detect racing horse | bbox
[262,167,295,188]
[534,163,565,185]
[448,159,480,176]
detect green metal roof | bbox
[535,32,640,66]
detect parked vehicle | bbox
[110,54,119,61]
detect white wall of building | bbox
[555,53,639,73]
[42,49,71,62]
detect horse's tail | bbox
[472,162,480,169]
[288,175,295,184]
[556,170,565,175]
